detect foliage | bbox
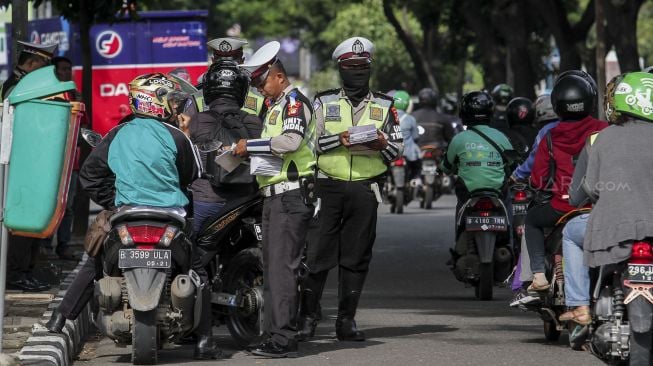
[638,1,653,67]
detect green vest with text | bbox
[257,98,316,188]
[317,94,389,181]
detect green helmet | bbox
[393,90,410,111]
[612,71,653,122]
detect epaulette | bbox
[372,91,394,102]
[315,88,341,99]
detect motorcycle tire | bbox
[543,319,561,341]
[630,331,653,365]
[132,309,158,365]
[477,262,493,301]
[424,186,434,210]
[396,190,404,214]
[224,247,264,348]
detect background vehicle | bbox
[419,144,443,209]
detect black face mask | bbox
[339,67,371,105]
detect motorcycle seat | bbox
[110,206,187,226]
[470,189,501,198]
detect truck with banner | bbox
[3,10,209,135]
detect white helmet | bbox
[534,94,557,124]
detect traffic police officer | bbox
[206,37,266,118]
[233,41,315,358]
[298,36,403,342]
[2,40,57,100]
[3,40,58,292]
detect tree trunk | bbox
[73,0,93,238]
[604,0,644,72]
[382,0,439,93]
[11,0,28,65]
[595,0,606,120]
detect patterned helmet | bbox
[491,83,513,106]
[393,90,410,111]
[128,73,187,121]
[603,73,625,124]
[612,71,653,122]
[534,94,557,124]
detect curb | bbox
[17,256,92,366]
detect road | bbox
[75,195,600,366]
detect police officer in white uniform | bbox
[298,37,403,342]
[233,41,315,358]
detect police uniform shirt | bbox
[314,89,403,163]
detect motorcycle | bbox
[568,238,653,364]
[385,157,420,214]
[194,194,264,348]
[450,191,512,300]
[418,144,443,210]
[509,182,534,249]
[521,208,590,344]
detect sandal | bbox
[559,307,592,325]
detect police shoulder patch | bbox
[287,100,302,117]
[244,96,257,110]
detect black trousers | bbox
[7,234,40,280]
[261,189,313,346]
[59,256,101,319]
[307,178,379,274]
[525,202,564,273]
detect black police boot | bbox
[335,268,367,342]
[45,309,67,333]
[297,271,328,341]
[194,287,223,360]
[249,337,298,358]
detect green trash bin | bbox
[4,65,78,238]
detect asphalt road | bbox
[75,195,601,366]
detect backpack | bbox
[201,110,256,187]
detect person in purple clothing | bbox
[509,93,559,307]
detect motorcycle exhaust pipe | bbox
[171,274,196,333]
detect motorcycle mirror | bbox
[196,140,223,153]
[417,125,425,136]
[80,128,103,148]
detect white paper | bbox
[215,150,242,173]
[348,124,378,145]
[250,155,283,176]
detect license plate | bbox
[627,263,653,283]
[422,166,437,174]
[119,249,171,269]
[513,203,528,215]
[465,216,507,231]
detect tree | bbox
[604,0,645,72]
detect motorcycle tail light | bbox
[159,226,178,247]
[423,151,433,159]
[393,157,405,167]
[474,199,494,211]
[126,225,166,244]
[514,190,528,202]
[631,241,653,264]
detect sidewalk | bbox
[2,241,85,357]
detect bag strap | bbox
[544,131,556,189]
[467,126,511,178]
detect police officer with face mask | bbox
[298,36,403,342]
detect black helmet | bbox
[551,74,595,121]
[203,59,250,107]
[459,91,494,126]
[556,70,597,98]
[418,88,438,108]
[506,97,535,127]
[491,83,513,106]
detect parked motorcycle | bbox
[568,238,653,364]
[450,191,512,300]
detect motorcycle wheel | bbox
[224,247,264,348]
[543,320,561,341]
[424,186,434,210]
[630,331,653,365]
[395,190,404,214]
[132,310,158,365]
[477,263,493,301]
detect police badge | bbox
[370,107,383,121]
[219,40,232,53]
[325,104,341,122]
[268,110,279,125]
[352,39,364,55]
[245,96,257,110]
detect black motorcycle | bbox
[450,191,512,300]
[194,194,264,348]
[569,238,653,365]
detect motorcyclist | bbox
[394,90,421,180]
[440,90,513,233]
[45,73,222,360]
[186,60,262,235]
[525,73,608,292]
[411,87,455,146]
[490,83,513,129]
[506,97,538,148]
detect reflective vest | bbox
[242,89,265,117]
[257,92,316,187]
[317,93,390,181]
